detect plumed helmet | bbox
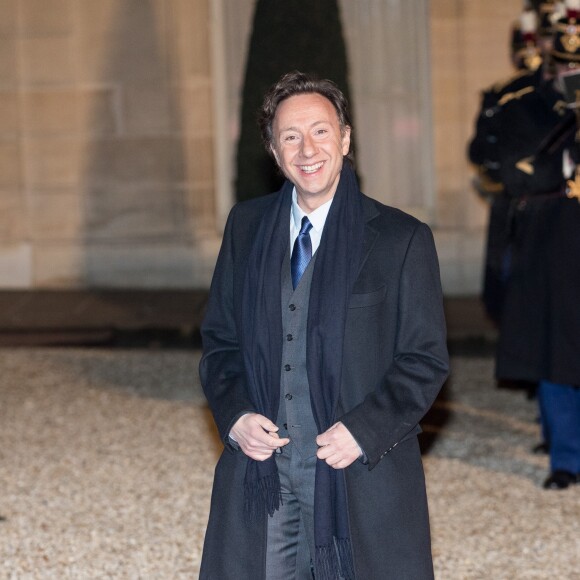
[551,15,580,62]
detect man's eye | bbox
[284,135,298,142]
[315,129,327,135]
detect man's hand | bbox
[230,413,290,461]
[316,422,362,469]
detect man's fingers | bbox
[244,433,290,462]
[255,415,279,433]
[316,444,335,461]
[317,446,358,469]
[329,458,353,470]
[230,413,291,460]
[263,432,290,448]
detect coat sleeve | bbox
[339,223,449,470]
[199,205,256,447]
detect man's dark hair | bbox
[258,71,353,160]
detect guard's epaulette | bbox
[497,86,535,107]
[553,100,568,115]
[490,69,531,94]
[515,156,535,175]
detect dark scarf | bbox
[241,163,365,580]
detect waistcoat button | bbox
[284,364,291,371]
[289,304,296,311]
[285,393,293,400]
[286,334,293,341]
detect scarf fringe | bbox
[336,537,355,580]
[315,538,355,580]
[243,471,282,521]
[315,544,342,580]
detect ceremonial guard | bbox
[468,4,544,322]
[494,1,580,489]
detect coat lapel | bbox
[355,195,380,279]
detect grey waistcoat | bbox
[277,246,319,459]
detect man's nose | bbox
[300,134,317,157]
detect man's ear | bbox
[270,144,281,166]
[341,126,351,156]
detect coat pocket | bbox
[348,285,387,309]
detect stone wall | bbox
[0,0,219,289]
[430,0,521,294]
[0,0,525,294]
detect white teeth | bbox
[300,161,324,173]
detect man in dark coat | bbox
[199,71,449,579]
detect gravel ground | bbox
[0,349,578,579]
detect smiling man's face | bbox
[271,93,351,211]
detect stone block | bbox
[122,82,179,136]
[182,83,213,136]
[78,0,167,84]
[430,0,461,20]
[20,0,73,37]
[461,229,486,265]
[32,243,84,287]
[82,242,202,288]
[167,0,210,79]
[436,189,468,230]
[0,191,24,242]
[440,229,486,297]
[84,184,189,240]
[0,91,19,134]
[194,234,223,285]
[461,259,485,296]
[430,21,460,60]
[0,0,17,37]
[432,123,467,181]
[184,136,214,185]
[23,88,118,135]
[28,189,84,241]
[465,193,489,230]
[76,0,117,37]
[464,0,521,20]
[432,230,464,295]
[0,37,17,86]
[24,137,87,187]
[75,0,115,83]
[84,136,185,186]
[0,243,32,288]
[433,90,465,123]
[0,141,22,188]
[186,184,216,234]
[20,37,75,85]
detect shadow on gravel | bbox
[420,338,496,455]
[420,338,499,455]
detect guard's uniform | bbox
[467,66,543,323]
[494,80,573,381]
[492,23,580,486]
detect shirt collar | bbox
[291,187,333,233]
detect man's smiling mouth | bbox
[299,161,324,174]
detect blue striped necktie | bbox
[291,216,313,289]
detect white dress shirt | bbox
[290,188,333,256]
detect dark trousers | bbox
[538,380,580,473]
[265,442,316,580]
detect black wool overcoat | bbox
[199,188,449,579]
